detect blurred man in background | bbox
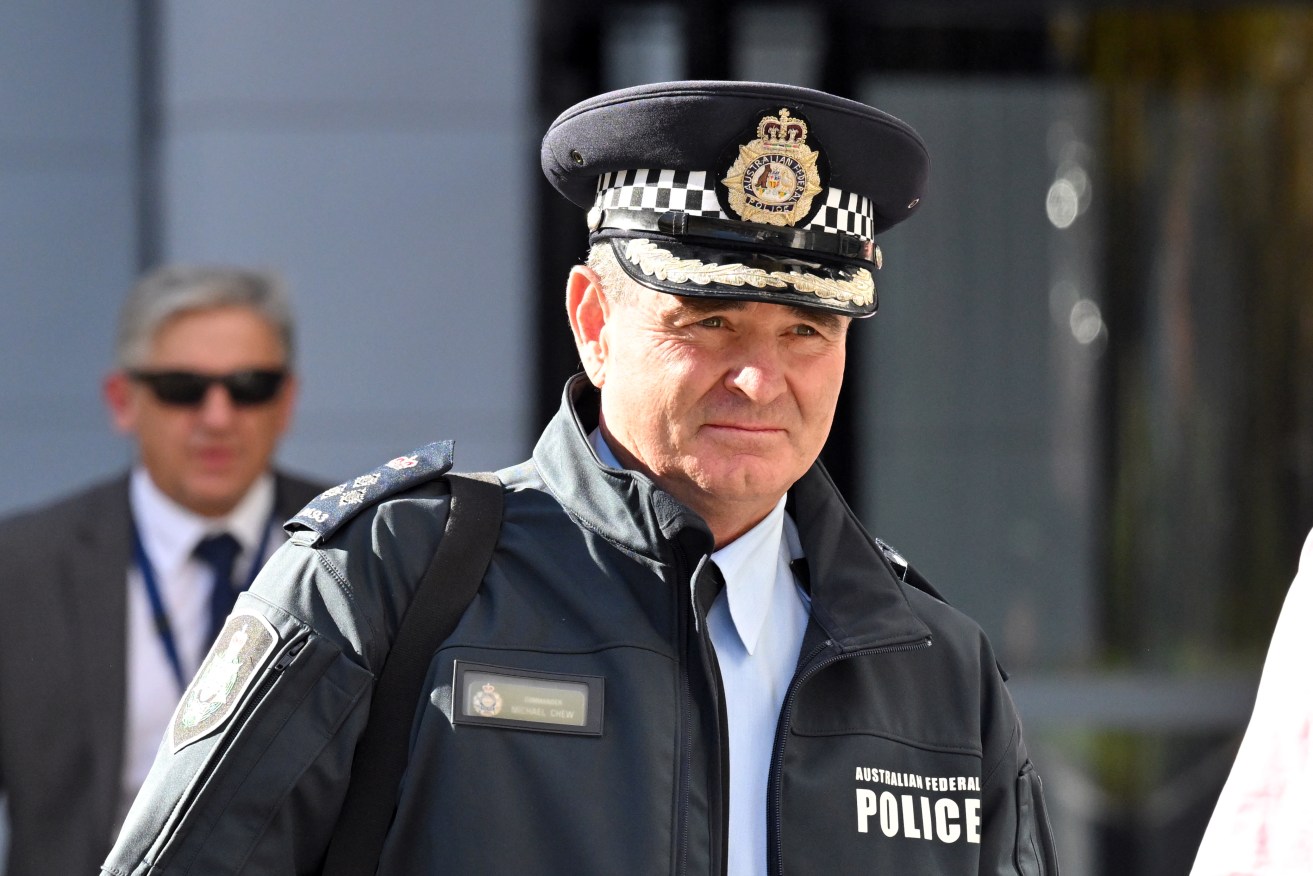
[0,266,323,876]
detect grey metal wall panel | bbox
[854,79,1101,670]
[0,2,138,514]
[153,1,535,480]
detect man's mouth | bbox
[195,446,237,468]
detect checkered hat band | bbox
[595,169,874,242]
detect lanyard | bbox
[131,515,276,692]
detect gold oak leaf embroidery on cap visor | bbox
[623,238,875,307]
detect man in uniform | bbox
[104,82,1059,875]
[0,266,322,876]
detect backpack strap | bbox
[321,471,504,875]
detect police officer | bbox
[105,81,1059,875]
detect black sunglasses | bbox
[128,369,288,406]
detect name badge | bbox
[452,661,603,736]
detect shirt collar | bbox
[129,468,275,575]
[588,427,624,470]
[711,495,790,655]
[588,427,792,654]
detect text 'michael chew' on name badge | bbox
[453,661,603,736]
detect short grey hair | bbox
[586,242,636,305]
[114,265,295,369]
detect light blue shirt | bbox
[588,430,810,876]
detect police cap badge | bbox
[541,80,929,316]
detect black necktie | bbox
[194,532,242,650]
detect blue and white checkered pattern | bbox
[594,168,874,242]
[595,169,728,217]
[807,187,874,241]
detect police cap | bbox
[541,80,929,317]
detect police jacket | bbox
[104,375,1059,875]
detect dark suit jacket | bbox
[0,471,324,876]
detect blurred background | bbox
[4,2,1313,873]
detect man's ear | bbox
[566,265,611,388]
[103,370,138,435]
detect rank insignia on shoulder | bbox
[285,440,455,544]
[170,612,279,753]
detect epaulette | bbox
[285,440,454,545]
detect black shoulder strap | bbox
[321,471,504,875]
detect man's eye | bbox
[698,316,725,328]
[793,324,819,336]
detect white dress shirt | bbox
[118,467,276,828]
[588,430,810,876]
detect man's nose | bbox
[196,383,237,426]
[726,342,787,402]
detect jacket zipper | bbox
[673,541,695,876]
[767,636,932,875]
[690,561,730,876]
[671,543,731,876]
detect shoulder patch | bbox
[171,612,279,752]
[285,440,454,544]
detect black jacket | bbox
[104,377,1058,875]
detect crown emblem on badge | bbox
[722,108,824,227]
[471,681,503,717]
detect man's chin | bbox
[693,466,798,508]
[181,474,254,518]
[695,449,803,484]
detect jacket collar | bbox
[534,374,931,650]
[534,374,715,566]
[788,463,932,650]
